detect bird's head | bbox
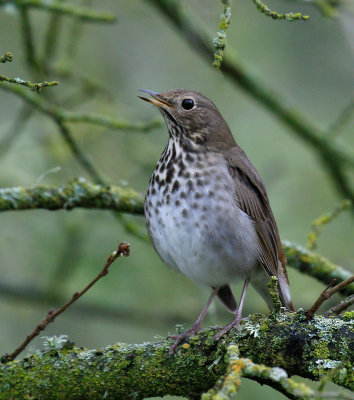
[139,89,235,152]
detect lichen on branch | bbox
[0,75,58,92]
[213,0,232,70]
[283,241,354,297]
[0,52,13,63]
[0,312,352,398]
[0,178,144,215]
[253,0,309,21]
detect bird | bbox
[139,89,295,355]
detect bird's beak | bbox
[138,89,172,108]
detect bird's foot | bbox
[212,314,241,342]
[167,324,201,356]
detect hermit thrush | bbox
[139,89,295,355]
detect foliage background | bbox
[0,1,353,398]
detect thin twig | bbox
[1,242,130,363]
[0,75,58,92]
[253,0,309,20]
[324,294,354,316]
[305,276,354,319]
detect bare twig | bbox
[305,276,354,319]
[1,242,130,363]
[324,294,354,316]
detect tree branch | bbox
[204,345,316,400]
[0,0,117,22]
[0,75,58,92]
[0,178,144,215]
[252,0,309,21]
[1,312,352,398]
[306,276,354,319]
[283,241,354,297]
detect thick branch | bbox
[0,312,352,398]
[0,179,144,215]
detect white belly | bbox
[145,148,259,287]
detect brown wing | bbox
[224,146,288,282]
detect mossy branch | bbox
[0,51,57,92]
[0,75,58,92]
[253,0,309,21]
[283,241,354,297]
[0,178,144,215]
[0,312,352,398]
[203,344,317,400]
[0,0,117,22]
[213,0,232,70]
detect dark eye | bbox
[181,99,194,110]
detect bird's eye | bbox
[181,99,194,110]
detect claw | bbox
[167,326,201,356]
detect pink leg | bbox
[212,277,250,341]
[168,288,218,356]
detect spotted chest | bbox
[145,139,259,287]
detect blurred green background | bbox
[0,1,353,398]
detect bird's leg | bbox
[213,277,250,341]
[168,288,218,356]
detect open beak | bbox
[138,89,172,108]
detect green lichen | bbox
[213,0,232,70]
[268,276,282,315]
[0,312,352,398]
[283,241,354,297]
[253,0,309,20]
[0,178,145,215]
[0,52,13,63]
[342,311,354,322]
